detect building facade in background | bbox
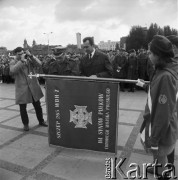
[98,40,120,51]
[0,47,8,56]
[23,39,61,56]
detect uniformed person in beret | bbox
[42,46,80,76]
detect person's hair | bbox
[13,47,24,54]
[83,37,94,46]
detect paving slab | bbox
[133,134,145,150]
[119,91,147,110]
[42,155,106,180]
[0,127,22,145]
[119,110,141,124]
[0,99,15,108]
[0,168,23,180]
[117,124,134,146]
[59,147,121,161]
[0,134,55,169]
[0,109,19,122]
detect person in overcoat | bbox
[10,47,47,131]
[112,49,127,91]
[80,37,113,78]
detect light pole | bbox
[43,32,53,54]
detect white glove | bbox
[136,79,145,87]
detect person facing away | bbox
[139,35,178,179]
[79,37,113,78]
[9,47,48,131]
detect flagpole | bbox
[29,74,150,84]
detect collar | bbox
[90,48,95,58]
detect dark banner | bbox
[46,78,119,153]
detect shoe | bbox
[39,121,48,127]
[23,125,29,131]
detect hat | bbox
[166,35,178,47]
[54,46,66,50]
[128,49,136,54]
[149,35,174,58]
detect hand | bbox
[136,79,145,87]
[90,75,97,78]
[25,50,31,56]
[150,146,159,156]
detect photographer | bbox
[10,47,47,131]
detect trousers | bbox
[19,99,44,125]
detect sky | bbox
[0,0,177,50]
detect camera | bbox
[24,53,29,59]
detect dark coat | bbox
[112,54,127,78]
[141,60,178,147]
[10,58,43,104]
[137,53,148,80]
[127,55,138,80]
[80,50,113,78]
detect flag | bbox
[46,78,119,153]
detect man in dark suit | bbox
[80,37,113,78]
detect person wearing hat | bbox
[139,35,178,179]
[42,46,80,76]
[127,49,138,92]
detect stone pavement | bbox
[0,83,177,180]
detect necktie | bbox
[89,53,92,59]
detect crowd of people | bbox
[0,39,154,94]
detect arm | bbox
[25,50,42,66]
[97,55,113,78]
[9,59,24,75]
